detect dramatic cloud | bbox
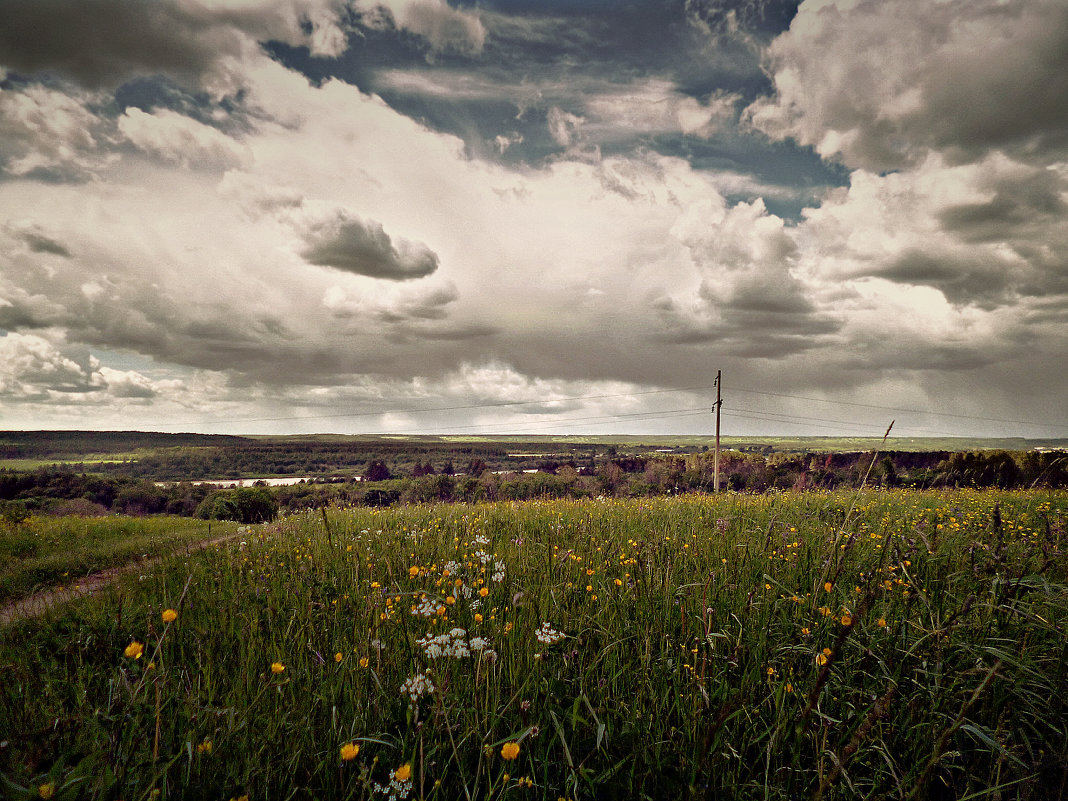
[299,209,440,280]
[361,0,487,56]
[0,0,1065,437]
[745,0,1068,171]
[0,0,350,88]
[0,83,110,179]
[118,107,249,169]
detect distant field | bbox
[3,431,1066,479]
[1,490,1065,799]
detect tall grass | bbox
[0,516,236,604]
[1,489,1066,800]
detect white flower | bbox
[536,622,564,645]
[400,672,435,703]
[411,597,438,617]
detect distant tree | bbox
[364,460,392,482]
[466,459,487,476]
[441,460,455,476]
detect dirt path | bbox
[0,533,241,627]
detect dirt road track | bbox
[0,533,240,627]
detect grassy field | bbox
[0,517,237,604]
[1,490,1066,800]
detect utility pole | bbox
[713,370,722,493]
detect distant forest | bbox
[1,431,1065,524]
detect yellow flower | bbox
[614,578,623,586]
[125,641,144,660]
[409,566,420,579]
[334,652,343,663]
[197,740,213,754]
[501,741,520,760]
[162,608,178,623]
[38,783,56,799]
[340,742,360,761]
[840,614,853,626]
[474,613,483,623]
[395,763,412,782]
[271,662,285,674]
[785,683,794,694]
[824,582,833,593]
[800,626,810,636]
[479,587,489,598]
[877,618,887,628]
[445,596,456,605]
[815,653,828,666]
[359,656,369,668]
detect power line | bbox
[732,386,1064,430]
[164,380,1064,434]
[189,384,718,426]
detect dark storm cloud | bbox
[0,0,240,88]
[938,171,1068,244]
[6,225,73,257]
[879,250,1013,309]
[300,211,439,280]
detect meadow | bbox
[1,489,1066,800]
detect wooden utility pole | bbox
[714,370,721,493]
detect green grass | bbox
[1,490,1066,800]
[0,516,238,604]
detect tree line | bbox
[2,449,1065,525]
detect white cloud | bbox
[359,0,486,56]
[745,0,1068,171]
[119,107,249,169]
[0,84,111,178]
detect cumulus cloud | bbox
[745,0,1068,171]
[299,209,440,280]
[118,107,248,169]
[0,0,350,88]
[796,154,1068,309]
[359,0,486,56]
[0,83,111,179]
[0,331,164,402]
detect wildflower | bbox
[479,587,489,598]
[197,740,213,754]
[501,741,520,760]
[785,683,794,693]
[535,623,564,645]
[840,614,853,626]
[800,626,810,636]
[125,641,144,660]
[38,783,56,799]
[359,656,370,668]
[395,763,412,782]
[400,672,435,703]
[824,582,833,593]
[162,608,178,623]
[271,662,285,674]
[445,596,456,605]
[877,618,887,628]
[409,566,420,579]
[340,742,360,761]
[614,578,623,586]
[335,652,343,663]
[474,613,483,623]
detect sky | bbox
[1,0,1067,439]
